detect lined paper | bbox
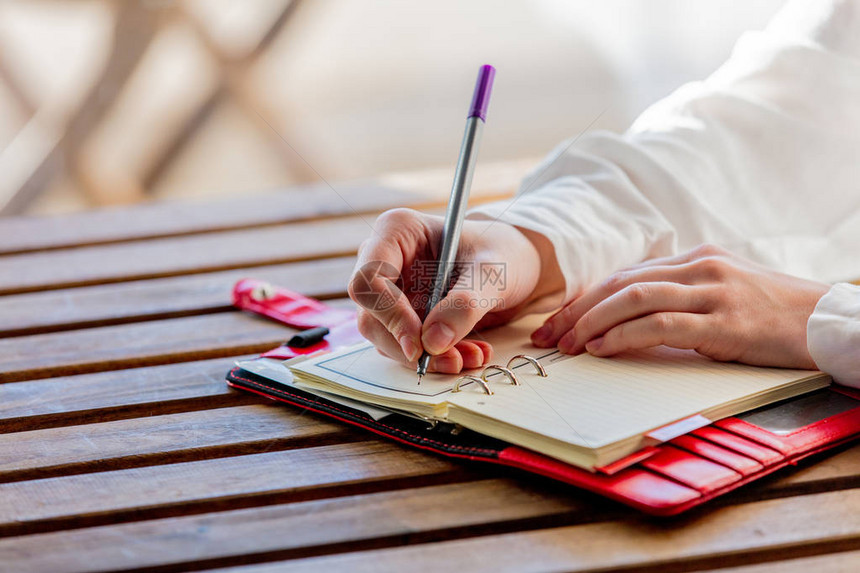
[290,315,828,466]
[446,347,825,448]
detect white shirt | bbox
[470,0,860,386]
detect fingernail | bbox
[585,336,604,354]
[399,335,418,362]
[558,333,575,354]
[532,324,552,346]
[422,322,455,354]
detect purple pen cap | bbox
[468,64,496,122]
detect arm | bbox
[470,0,860,306]
[351,0,860,372]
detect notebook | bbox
[286,314,830,471]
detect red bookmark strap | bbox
[232,278,355,330]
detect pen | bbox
[417,64,495,384]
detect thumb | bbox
[420,261,507,355]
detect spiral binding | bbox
[452,354,548,395]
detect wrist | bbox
[794,281,831,369]
[463,214,567,316]
[506,223,566,313]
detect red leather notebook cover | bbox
[229,279,860,516]
[227,365,860,516]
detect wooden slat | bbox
[0,256,355,337]
[3,442,860,572]
[0,441,462,537]
[0,312,303,383]
[697,550,860,572]
[202,488,860,573]
[0,356,253,432]
[0,216,372,295]
[0,478,593,573]
[0,185,414,254]
[0,159,529,255]
[0,404,354,483]
[0,184,406,255]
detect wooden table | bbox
[2,167,859,573]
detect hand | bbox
[348,208,554,373]
[531,244,831,369]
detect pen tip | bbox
[417,374,423,385]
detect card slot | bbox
[692,427,784,466]
[604,467,702,510]
[714,418,792,454]
[640,445,741,494]
[595,446,660,475]
[498,446,702,511]
[670,435,764,477]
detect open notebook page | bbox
[445,346,829,466]
[289,315,555,418]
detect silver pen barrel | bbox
[416,116,484,381]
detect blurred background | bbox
[0,0,785,216]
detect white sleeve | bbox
[469,0,860,303]
[807,283,860,388]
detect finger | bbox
[532,264,709,347]
[429,338,494,373]
[472,339,494,364]
[349,210,433,359]
[350,262,424,360]
[358,309,472,373]
[421,289,495,355]
[354,208,427,269]
[426,348,463,374]
[585,312,710,357]
[454,339,494,369]
[357,309,412,363]
[352,220,406,290]
[558,283,713,353]
[421,257,508,355]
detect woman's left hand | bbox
[530,244,831,369]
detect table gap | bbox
[0,468,479,539]
[103,508,619,573]
[0,430,365,484]
[0,342,291,384]
[1,393,260,434]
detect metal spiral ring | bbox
[481,365,519,386]
[506,354,548,377]
[452,375,493,395]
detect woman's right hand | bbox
[348,208,551,373]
